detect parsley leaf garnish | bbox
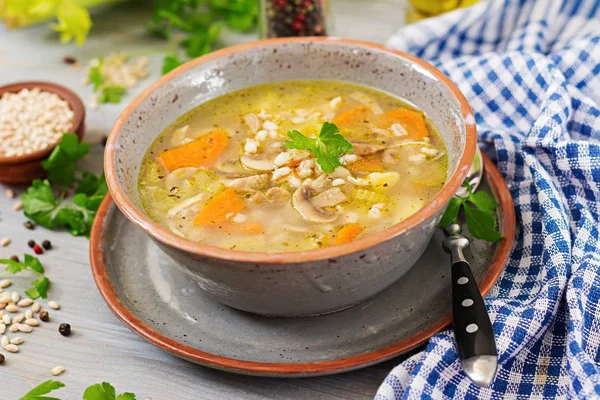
[284,122,353,173]
[19,380,136,400]
[83,382,136,400]
[98,85,126,104]
[19,380,65,400]
[0,254,50,300]
[149,0,257,75]
[162,54,184,75]
[89,59,104,91]
[439,180,502,242]
[41,133,90,185]
[22,177,107,238]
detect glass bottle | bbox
[259,0,333,39]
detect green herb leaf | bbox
[468,190,498,214]
[24,254,45,274]
[98,85,126,104]
[21,179,61,228]
[284,122,353,173]
[41,133,90,185]
[0,258,25,274]
[27,276,50,299]
[20,380,65,400]
[89,60,104,91]
[439,197,463,227]
[463,204,503,242]
[162,55,183,75]
[83,382,136,400]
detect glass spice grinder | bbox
[259,0,333,38]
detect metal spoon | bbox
[442,146,498,387]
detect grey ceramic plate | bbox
[90,158,515,377]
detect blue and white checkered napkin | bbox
[377,0,600,398]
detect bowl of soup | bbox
[105,38,476,317]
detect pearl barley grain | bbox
[51,366,65,376]
[48,301,60,310]
[0,88,74,158]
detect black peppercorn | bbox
[42,240,52,250]
[0,353,4,365]
[23,221,35,230]
[59,323,71,336]
[39,311,50,322]
[9,255,19,262]
[27,240,35,248]
[63,56,77,64]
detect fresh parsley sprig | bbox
[147,0,258,75]
[439,180,502,242]
[284,122,354,173]
[19,380,136,400]
[22,133,108,238]
[0,254,50,299]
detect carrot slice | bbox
[333,106,370,128]
[158,129,229,171]
[348,154,384,172]
[334,223,364,245]
[194,188,244,225]
[220,222,264,235]
[378,108,429,140]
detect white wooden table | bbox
[0,1,410,398]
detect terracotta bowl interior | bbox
[107,38,474,261]
[0,81,85,165]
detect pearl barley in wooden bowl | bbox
[0,81,85,184]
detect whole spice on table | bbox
[33,244,44,255]
[260,0,331,38]
[39,310,50,322]
[28,240,35,248]
[42,240,52,250]
[0,88,74,158]
[10,255,19,262]
[0,353,4,365]
[58,323,71,336]
[23,221,35,230]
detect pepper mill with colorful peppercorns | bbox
[259,0,333,38]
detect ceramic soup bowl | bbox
[105,38,476,317]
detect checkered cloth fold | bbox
[377,0,600,398]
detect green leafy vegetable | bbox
[83,382,136,400]
[19,380,137,400]
[19,380,65,400]
[285,122,354,173]
[98,85,126,104]
[148,0,258,75]
[41,133,90,185]
[439,180,502,242]
[89,60,104,91]
[22,177,108,238]
[0,254,50,299]
[162,54,184,74]
[50,0,92,45]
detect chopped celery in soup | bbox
[138,81,447,252]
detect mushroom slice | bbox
[351,141,385,155]
[225,174,269,192]
[292,186,339,223]
[244,113,260,133]
[240,154,276,172]
[310,187,347,208]
[265,187,290,204]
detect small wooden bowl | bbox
[0,81,85,184]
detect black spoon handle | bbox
[451,260,497,360]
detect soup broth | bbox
[138,81,447,252]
